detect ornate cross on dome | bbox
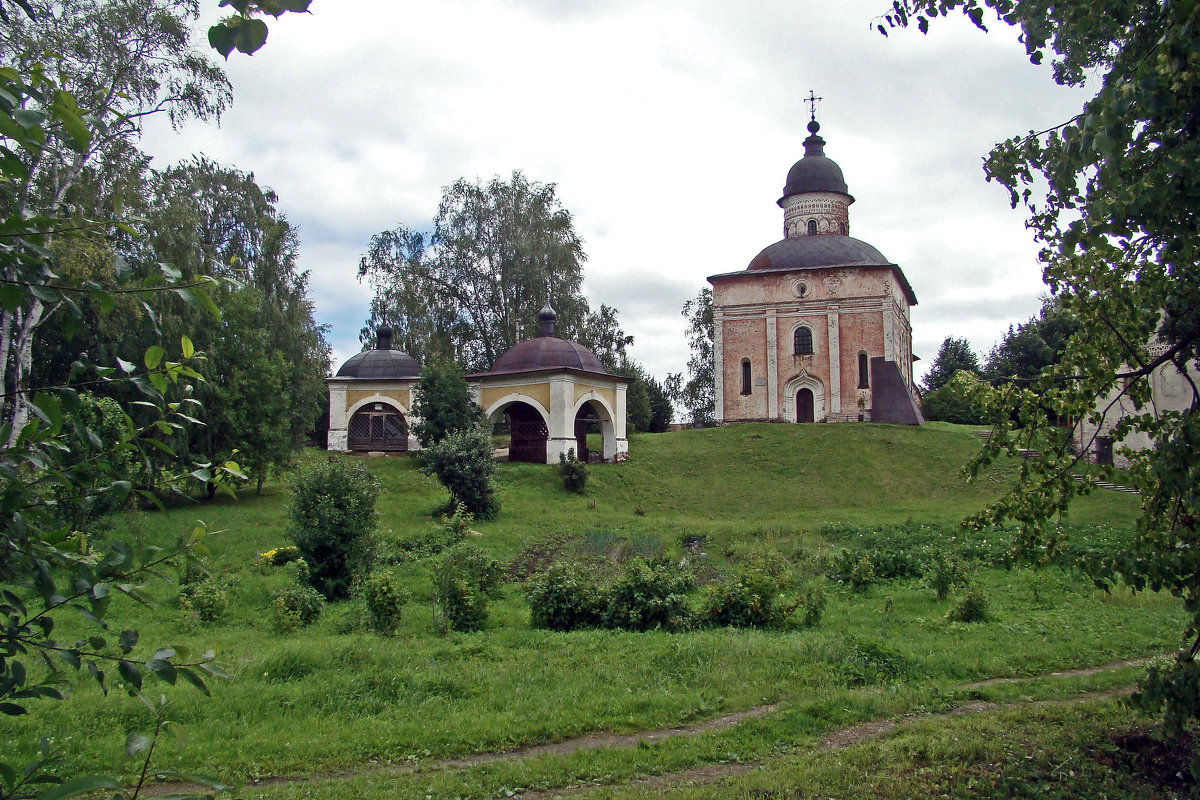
[804,90,822,123]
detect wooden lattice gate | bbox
[347,406,408,451]
[507,404,548,463]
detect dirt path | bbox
[141,656,1153,797]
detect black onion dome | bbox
[780,120,851,201]
[334,326,421,379]
[489,337,606,375]
[334,349,421,379]
[747,236,890,271]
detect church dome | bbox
[488,305,607,375]
[490,337,607,374]
[747,235,891,271]
[779,120,852,203]
[334,326,421,379]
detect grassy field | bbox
[3,422,1189,798]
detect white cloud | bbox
[139,0,1090,385]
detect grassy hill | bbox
[2,422,1181,799]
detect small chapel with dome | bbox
[326,306,630,463]
[709,109,923,426]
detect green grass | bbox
[1,422,1184,798]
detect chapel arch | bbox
[485,399,550,464]
[572,396,618,462]
[347,401,410,452]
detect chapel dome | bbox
[334,326,421,379]
[747,235,891,271]
[779,120,852,202]
[487,304,607,375]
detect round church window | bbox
[792,279,810,298]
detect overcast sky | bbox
[140,0,1090,384]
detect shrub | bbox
[799,582,826,627]
[926,549,971,600]
[603,557,695,632]
[527,561,604,631]
[440,542,502,597]
[558,448,589,492]
[259,546,301,567]
[179,579,227,624]
[289,459,379,601]
[849,554,878,592]
[362,569,411,633]
[271,583,325,632]
[840,640,909,686]
[411,359,483,446]
[385,506,474,562]
[948,586,990,623]
[702,566,786,628]
[434,543,502,633]
[418,425,500,520]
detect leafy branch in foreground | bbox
[884,0,1200,766]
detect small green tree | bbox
[289,459,379,600]
[922,336,981,393]
[558,447,589,492]
[418,425,501,519]
[411,359,483,447]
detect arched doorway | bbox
[573,402,604,462]
[347,403,409,451]
[796,388,815,423]
[505,402,549,463]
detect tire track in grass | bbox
[140,655,1157,797]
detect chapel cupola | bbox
[779,112,854,239]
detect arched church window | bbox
[858,352,870,388]
[793,326,814,356]
[839,221,846,235]
[741,359,752,395]
[807,219,817,235]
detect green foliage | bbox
[362,569,411,634]
[179,578,229,624]
[798,583,826,628]
[411,359,483,447]
[603,557,695,632]
[433,544,501,633]
[889,0,1200,740]
[920,371,988,425]
[289,459,380,600]
[270,583,324,632]
[948,586,991,623]
[666,287,714,426]
[926,550,971,601]
[207,0,312,58]
[701,565,789,628]
[839,639,910,687]
[923,336,982,393]
[418,425,500,519]
[358,171,590,372]
[526,560,605,631]
[557,447,589,492]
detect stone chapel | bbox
[709,116,923,425]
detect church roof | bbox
[487,336,608,375]
[708,235,918,305]
[470,304,629,381]
[779,120,853,204]
[332,327,421,380]
[748,235,890,270]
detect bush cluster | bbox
[527,555,819,634]
[419,425,500,520]
[179,579,228,624]
[271,583,324,632]
[557,448,589,492]
[434,543,503,633]
[383,503,474,562]
[288,459,379,601]
[362,569,411,633]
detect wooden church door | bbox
[796,389,815,423]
